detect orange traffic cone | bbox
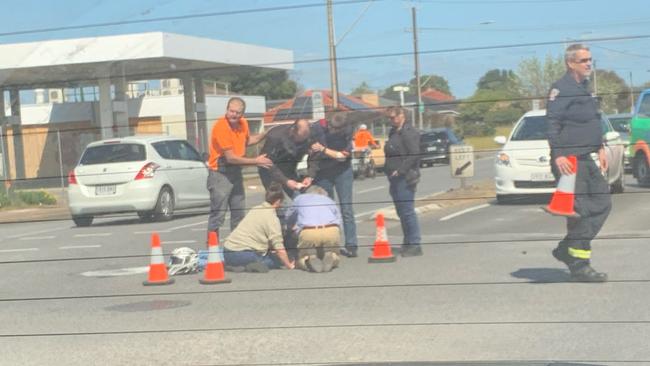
[543,155,580,218]
[199,232,231,285]
[143,233,175,286]
[368,213,397,263]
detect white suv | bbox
[68,136,210,226]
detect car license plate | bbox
[427,146,437,152]
[530,172,554,181]
[95,185,116,196]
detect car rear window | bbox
[79,143,146,165]
[422,132,448,142]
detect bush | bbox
[17,190,57,206]
[0,191,9,208]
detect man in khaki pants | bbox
[285,186,341,273]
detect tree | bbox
[409,74,451,95]
[222,69,298,100]
[595,69,630,114]
[350,81,373,96]
[517,54,565,107]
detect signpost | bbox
[450,145,474,188]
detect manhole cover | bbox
[106,300,191,312]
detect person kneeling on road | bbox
[223,183,295,273]
[285,186,342,273]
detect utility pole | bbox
[630,71,635,113]
[327,0,339,111]
[412,7,423,130]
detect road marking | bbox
[133,230,171,235]
[59,245,102,250]
[74,233,112,238]
[168,221,207,232]
[163,240,197,245]
[191,228,206,232]
[0,248,39,253]
[440,203,490,222]
[19,236,55,241]
[81,266,149,277]
[6,226,68,239]
[357,186,386,194]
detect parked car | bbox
[494,109,625,204]
[419,128,463,167]
[629,89,650,186]
[607,112,632,170]
[67,136,210,226]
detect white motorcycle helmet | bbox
[168,247,198,276]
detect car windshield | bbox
[609,118,630,133]
[79,143,146,165]
[510,116,548,141]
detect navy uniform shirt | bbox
[384,123,421,176]
[260,124,311,183]
[546,71,602,158]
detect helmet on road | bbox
[168,247,198,275]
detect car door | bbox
[169,140,210,206]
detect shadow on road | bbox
[79,210,208,228]
[510,268,571,283]
[323,362,605,366]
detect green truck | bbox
[630,88,650,186]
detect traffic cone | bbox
[543,155,580,218]
[143,233,175,286]
[368,213,397,263]
[199,232,231,285]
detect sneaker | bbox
[570,264,608,283]
[244,262,270,273]
[340,247,358,258]
[401,245,423,257]
[322,252,338,272]
[552,247,572,266]
[225,265,245,273]
[305,255,323,273]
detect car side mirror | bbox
[605,131,620,142]
[494,136,507,145]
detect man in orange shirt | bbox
[207,97,273,237]
[353,124,378,149]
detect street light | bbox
[393,85,410,106]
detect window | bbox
[638,94,650,117]
[80,144,146,165]
[153,140,201,161]
[511,116,548,141]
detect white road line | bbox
[74,233,112,238]
[0,248,39,253]
[167,221,207,232]
[19,236,55,241]
[162,240,197,245]
[191,228,206,232]
[357,186,386,194]
[133,230,171,235]
[6,226,68,239]
[440,204,490,222]
[59,245,102,250]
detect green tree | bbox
[517,54,565,107]
[350,81,373,96]
[409,74,451,95]
[222,69,297,100]
[595,69,630,114]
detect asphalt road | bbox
[2,159,649,365]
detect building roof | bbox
[0,32,293,88]
[421,88,454,102]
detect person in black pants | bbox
[384,106,422,257]
[547,43,611,282]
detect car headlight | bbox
[496,152,511,167]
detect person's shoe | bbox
[322,252,338,272]
[552,246,572,266]
[305,255,323,273]
[340,247,358,258]
[225,265,245,273]
[244,262,270,273]
[569,264,608,283]
[401,245,423,257]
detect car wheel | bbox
[153,187,174,221]
[634,154,650,187]
[610,159,625,194]
[72,215,93,227]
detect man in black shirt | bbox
[546,43,611,282]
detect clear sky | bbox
[1,0,649,98]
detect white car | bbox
[68,136,210,226]
[494,109,625,204]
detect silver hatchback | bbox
[67,136,210,227]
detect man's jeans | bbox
[207,170,245,235]
[389,175,421,248]
[223,249,281,269]
[315,165,357,250]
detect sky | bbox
[1,0,649,98]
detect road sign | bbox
[450,145,474,178]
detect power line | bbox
[0,0,383,39]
